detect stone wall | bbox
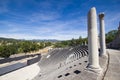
[107,23,120,49]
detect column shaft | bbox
[87,7,101,72]
[99,13,106,56]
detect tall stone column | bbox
[87,7,101,73]
[84,41,87,46]
[99,13,106,56]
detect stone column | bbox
[87,7,101,73]
[99,13,106,56]
[84,41,87,46]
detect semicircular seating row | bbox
[66,46,88,64]
[38,46,88,73]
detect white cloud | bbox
[29,11,60,22]
[0,29,87,40]
[0,15,87,40]
[0,0,87,40]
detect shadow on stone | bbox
[74,70,81,74]
[65,73,70,76]
[69,66,72,68]
[58,75,62,78]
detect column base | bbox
[86,64,102,74]
[99,52,107,57]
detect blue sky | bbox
[0,0,120,40]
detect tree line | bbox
[53,36,87,48]
[105,30,118,43]
[0,29,118,58]
[54,30,118,48]
[0,40,52,58]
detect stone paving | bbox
[0,49,119,80]
[33,49,120,80]
[33,53,108,80]
[103,49,120,80]
[33,56,89,80]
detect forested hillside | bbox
[105,30,118,43]
[0,38,52,58]
[0,29,117,58]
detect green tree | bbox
[106,30,118,43]
[0,44,18,58]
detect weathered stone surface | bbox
[99,13,106,56]
[104,49,120,80]
[108,22,120,49]
[87,7,101,72]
